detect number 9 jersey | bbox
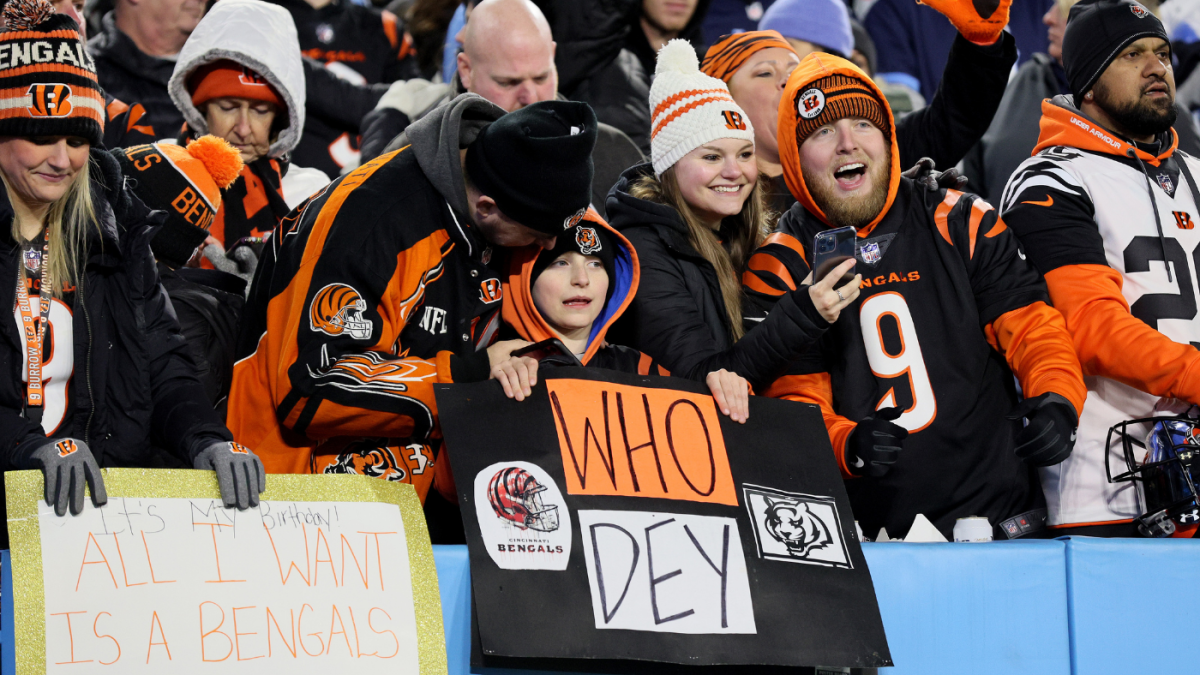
[1001,96,1200,532]
[746,178,1086,541]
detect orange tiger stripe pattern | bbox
[701,30,796,82]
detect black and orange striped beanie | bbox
[792,73,887,145]
[701,30,797,82]
[0,0,102,145]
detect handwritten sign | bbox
[5,470,446,675]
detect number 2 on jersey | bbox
[859,292,937,432]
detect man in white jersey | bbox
[1001,0,1200,537]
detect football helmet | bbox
[1107,414,1200,537]
[487,467,560,532]
[309,283,373,340]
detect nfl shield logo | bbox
[1158,173,1174,194]
[23,247,40,273]
[861,242,881,264]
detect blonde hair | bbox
[5,159,99,298]
[630,169,770,340]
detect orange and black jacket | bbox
[1000,97,1200,402]
[501,209,668,376]
[102,95,156,149]
[748,53,1086,538]
[226,147,501,501]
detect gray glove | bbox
[21,438,107,516]
[193,441,266,509]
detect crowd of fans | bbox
[1,0,1199,550]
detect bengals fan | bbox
[227,97,597,535]
[1000,0,1200,537]
[744,52,1087,541]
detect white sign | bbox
[474,461,572,571]
[37,497,420,674]
[577,510,756,634]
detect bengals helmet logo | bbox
[797,88,825,120]
[323,439,407,482]
[309,283,373,340]
[54,439,79,457]
[479,278,502,303]
[722,110,746,130]
[562,207,587,231]
[575,226,601,255]
[238,67,269,86]
[27,84,73,118]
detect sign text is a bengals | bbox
[436,368,891,671]
[4,470,445,675]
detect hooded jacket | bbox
[227,94,507,503]
[605,163,835,393]
[1000,95,1200,529]
[88,13,182,137]
[750,54,1086,539]
[0,150,232,546]
[167,0,327,248]
[502,208,665,374]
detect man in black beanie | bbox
[1000,0,1200,538]
[228,94,597,541]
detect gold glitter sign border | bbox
[4,469,447,675]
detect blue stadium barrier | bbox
[1064,537,1200,675]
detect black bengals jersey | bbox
[745,179,1085,539]
[267,0,413,176]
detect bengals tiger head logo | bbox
[562,207,587,231]
[1130,3,1148,18]
[309,283,373,340]
[323,440,407,482]
[575,225,601,255]
[27,84,73,118]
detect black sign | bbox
[436,368,890,671]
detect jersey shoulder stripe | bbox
[1001,155,1089,213]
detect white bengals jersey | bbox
[1002,124,1200,528]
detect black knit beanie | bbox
[465,100,597,236]
[1063,0,1170,106]
[531,221,617,293]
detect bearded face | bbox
[799,118,891,230]
[1087,37,1177,139]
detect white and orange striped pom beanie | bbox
[649,39,754,177]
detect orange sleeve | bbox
[763,373,857,478]
[985,301,1087,417]
[1044,264,1200,403]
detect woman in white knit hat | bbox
[605,39,861,396]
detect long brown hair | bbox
[630,168,770,340]
[4,159,98,298]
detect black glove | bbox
[193,441,267,509]
[19,438,107,516]
[846,407,908,477]
[901,157,969,192]
[1007,392,1078,467]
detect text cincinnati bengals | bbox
[497,544,565,554]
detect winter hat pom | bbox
[648,39,754,176]
[186,135,244,189]
[655,39,701,75]
[4,0,55,30]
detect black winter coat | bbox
[88,14,183,139]
[605,164,831,392]
[0,151,232,474]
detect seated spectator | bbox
[226,98,597,525]
[626,0,712,88]
[497,209,751,420]
[962,0,1200,201]
[1000,0,1200,537]
[363,0,644,219]
[747,51,1085,540]
[167,0,331,272]
[607,40,860,392]
[862,0,1050,101]
[760,0,853,58]
[0,0,264,548]
[88,0,204,135]
[705,0,1016,216]
[700,0,773,49]
[267,0,412,175]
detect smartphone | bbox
[512,338,583,368]
[812,226,857,286]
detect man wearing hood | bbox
[227,96,597,516]
[1000,0,1200,537]
[745,52,1087,541]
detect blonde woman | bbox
[606,40,860,394]
[0,0,264,546]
